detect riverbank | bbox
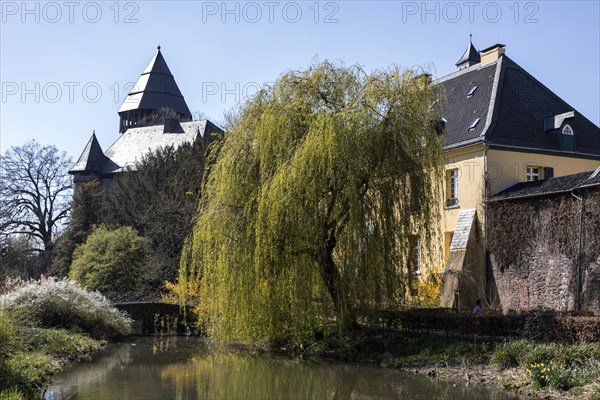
[1,278,132,400]
[0,324,105,400]
[237,327,600,400]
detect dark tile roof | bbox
[491,167,600,201]
[455,39,481,68]
[436,61,497,148]
[488,57,600,155]
[435,55,600,157]
[118,48,191,117]
[70,133,112,173]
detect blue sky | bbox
[1,1,599,160]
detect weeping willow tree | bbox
[179,61,444,343]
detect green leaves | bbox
[181,61,444,343]
[70,225,150,293]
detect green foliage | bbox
[0,323,103,399]
[0,388,26,400]
[51,180,105,278]
[70,225,150,292]
[180,61,444,343]
[1,310,16,356]
[1,277,131,340]
[526,361,572,390]
[408,270,442,307]
[590,385,600,400]
[490,339,530,369]
[104,140,208,289]
[4,352,57,398]
[491,339,600,392]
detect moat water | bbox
[45,337,516,400]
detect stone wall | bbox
[487,187,600,314]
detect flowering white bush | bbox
[0,277,131,339]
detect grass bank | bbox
[266,327,600,400]
[0,317,105,399]
[1,278,133,399]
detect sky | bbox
[1,1,599,161]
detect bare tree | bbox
[0,140,72,271]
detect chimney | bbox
[480,44,506,66]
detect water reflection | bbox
[46,337,516,400]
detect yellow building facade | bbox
[425,41,600,309]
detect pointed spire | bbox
[456,34,481,70]
[70,133,107,173]
[118,46,192,130]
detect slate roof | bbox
[69,120,222,175]
[455,37,480,68]
[490,167,600,201]
[118,47,192,117]
[435,53,600,157]
[70,133,115,173]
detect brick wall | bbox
[487,187,600,314]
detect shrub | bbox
[491,339,530,369]
[70,225,150,292]
[0,277,131,340]
[526,361,573,390]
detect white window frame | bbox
[447,169,459,207]
[526,166,540,181]
[562,124,574,135]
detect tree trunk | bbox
[319,233,355,332]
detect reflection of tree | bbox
[45,344,132,399]
[47,339,512,400]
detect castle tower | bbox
[118,46,192,133]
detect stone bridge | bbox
[105,292,196,336]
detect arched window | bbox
[562,124,574,135]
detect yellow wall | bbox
[442,146,600,236]
[487,149,600,195]
[443,143,485,237]
[422,143,599,307]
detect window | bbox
[447,169,459,207]
[561,124,575,150]
[467,86,478,97]
[467,117,481,131]
[526,166,540,181]
[412,236,421,275]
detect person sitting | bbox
[473,299,484,315]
